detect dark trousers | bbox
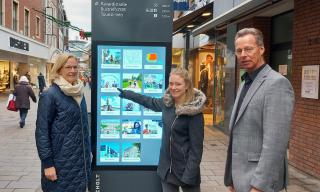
[19,108,28,126]
[161,172,201,192]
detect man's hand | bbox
[117,88,124,98]
[250,187,263,192]
[228,185,236,192]
[44,167,57,181]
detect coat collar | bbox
[163,88,206,116]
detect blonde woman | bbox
[35,53,91,192]
[118,68,206,192]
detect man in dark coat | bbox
[37,72,46,95]
[13,76,37,128]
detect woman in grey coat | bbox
[13,76,37,128]
[118,68,206,192]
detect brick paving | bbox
[0,92,319,192]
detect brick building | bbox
[175,0,320,178]
[0,0,67,92]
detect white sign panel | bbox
[301,65,319,99]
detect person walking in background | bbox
[13,68,19,88]
[37,72,46,95]
[117,68,206,192]
[35,53,91,192]
[13,76,37,128]
[224,28,295,192]
[25,72,31,84]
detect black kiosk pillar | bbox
[91,1,173,191]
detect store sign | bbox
[173,0,189,10]
[301,65,319,99]
[9,37,29,51]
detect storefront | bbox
[0,26,50,92]
[0,60,10,92]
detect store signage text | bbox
[9,37,29,51]
[95,173,100,192]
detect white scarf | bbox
[54,76,84,106]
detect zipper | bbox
[181,147,186,163]
[79,103,88,189]
[169,115,178,173]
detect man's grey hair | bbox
[235,28,264,47]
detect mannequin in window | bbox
[199,63,208,98]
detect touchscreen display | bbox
[96,45,166,166]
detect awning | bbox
[192,0,272,36]
[173,2,213,35]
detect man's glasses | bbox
[235,47,257,56]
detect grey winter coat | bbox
[121,88,206,186]
[13,82,37,109]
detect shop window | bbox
[12,1,18,31]
[270,11,293,80]
[213,42,227,127]
[0,62,10,92]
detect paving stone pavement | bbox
[0,92,319,192]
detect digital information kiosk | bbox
[91,1,172,191]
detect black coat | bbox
[122,88,206,186]
[38,74,46,90]
[13,82,36,109]
[35,84,91,192]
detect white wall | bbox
[0,26,49,60]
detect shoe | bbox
[19,122,25,128]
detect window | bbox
[36,16,40,36]
[12,1,18,31]
[24,9,30,36]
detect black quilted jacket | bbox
[35,84,91,192]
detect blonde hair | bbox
[50,53,78,82]
[170,67,195,104]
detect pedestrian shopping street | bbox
[0,92,319,192]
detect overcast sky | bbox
[63,0,91,40]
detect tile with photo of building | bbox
[101,95,120,115]
[122,99,142,116]
[100,119,121,139]
[100,142,120,162]
[101,48,121,69]
[101,73,121,92]
[143,119,163,139]
[121,142,141,162]
[143,74,163,93]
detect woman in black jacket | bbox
[118,68,206,192]
[13,75,37,128]
[35,53,91,192]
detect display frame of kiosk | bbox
[91,41,172,171]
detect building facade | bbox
[0,0,67,92]
[175,0,320,178]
